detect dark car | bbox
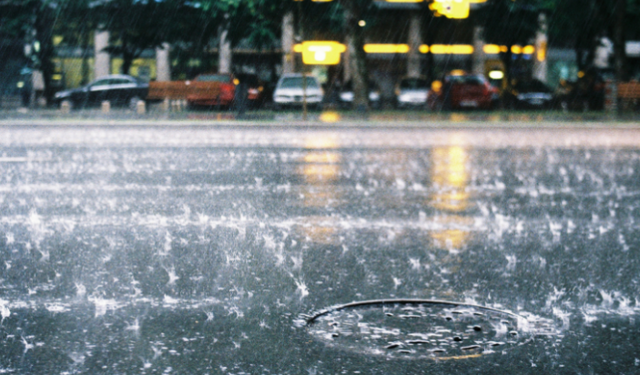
[235,73,267,109]
[503,79,555,109]
[338,80,382,109]
[555,68,611,111]
[53,74,148,109]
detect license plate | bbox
[460,100,478,107]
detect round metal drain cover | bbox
[302,299,558,360]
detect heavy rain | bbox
[2,0,640,374]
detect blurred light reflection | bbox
[429,144,472,250]
[297,136,343,244]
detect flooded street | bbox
[1,124,640,374]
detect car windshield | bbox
[342,81,378,92]
[278,76,319,89]
[236,74,259,86]
[400,78,428,90]
[447,75,485,85]
[196,74,232,83]
[515,80,551,93]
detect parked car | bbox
[503,79,555,109]
[235,73,266,109]
[338,80,381,109]
[395,77,430,108]
[273,74,324,110]
[53,74,148,109]
[186,73,236,108]
[428,73,499,110]
[555,68,610,111]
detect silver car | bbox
[273,74,324,110]
[395,77,429,108]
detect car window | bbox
[91,79,111,86]
[400,79,428,89]
[114,78,133,85]
[278,77,319,89]
[342,81,377,91]
[463,76,485,85]
[236,74,259,86]
[196,74,232,83]
[515,80,551,92]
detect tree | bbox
[94,0,183,75]
[0,0,68,104]
[338,0,372,111]
[474,0,543,88]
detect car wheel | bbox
[129,96,141,111]
[582,100,589,112]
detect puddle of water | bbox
[302,299,560,360]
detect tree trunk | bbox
[613,0,627,81]
[122,49,134,75]
[340,0,368,112]
[81,31,91,85]
[34,7,55,105]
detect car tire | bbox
[129,96,141,112]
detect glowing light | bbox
[419,45,429,53]
[483,44,501,54]
[488,70,504,80]
[511,45,522,54]
[364,44,410,54]
[522,45,535,54]
[430,0,470,19]
[430,45,474,54]
[294,41,347,65]
[358,20,366,27]
[319,111,342,123]
[537,41,547,61]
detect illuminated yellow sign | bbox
[294,41,346,65]
[430,0,470,19]
[430,45,474,54]
[484,44,535,55]
[363,44,410,53]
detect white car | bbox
[273,74,324,110]
[395,77,429,108]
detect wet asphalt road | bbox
[0,124,640,374]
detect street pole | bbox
[297,0,308,121]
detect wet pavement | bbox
[1,124,640,374]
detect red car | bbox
[186,73,236,108]
[428,73,499,110]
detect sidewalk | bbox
[1,106,639,127]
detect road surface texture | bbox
[1,123,639,374]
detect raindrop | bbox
[461,345,481,351]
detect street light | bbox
[294,41,347,65]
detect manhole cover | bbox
[301,299,559,360]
